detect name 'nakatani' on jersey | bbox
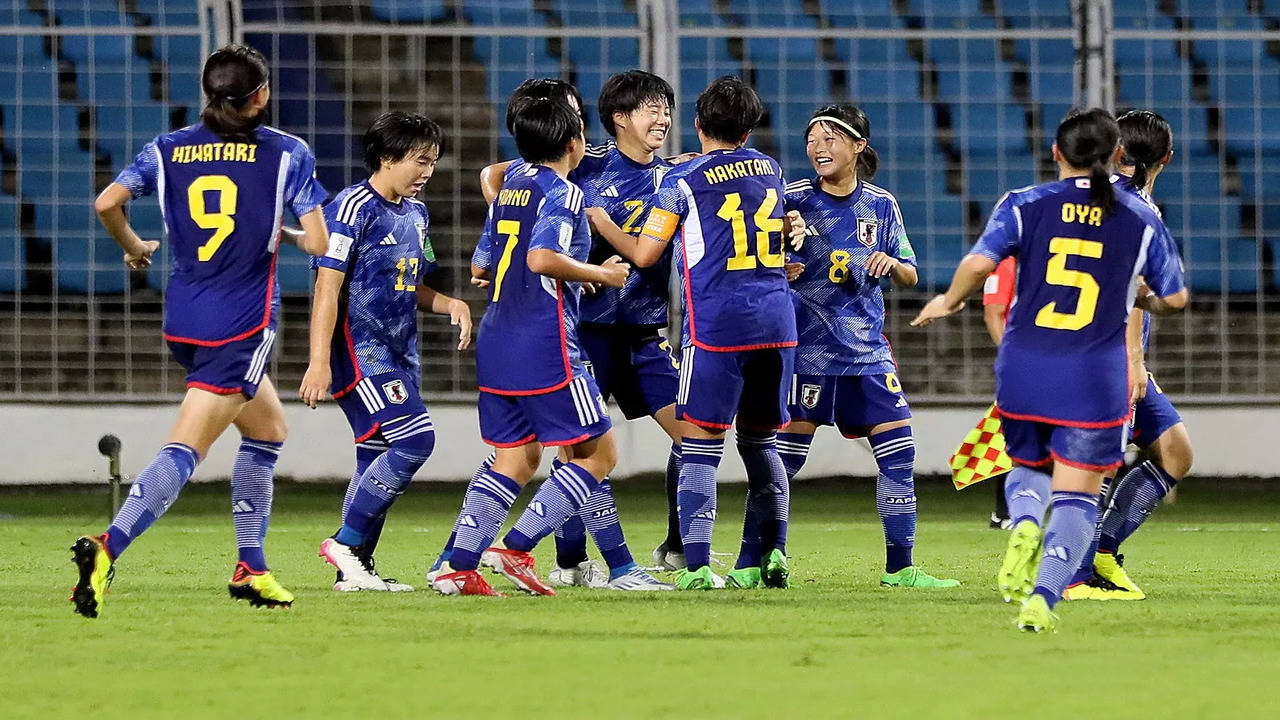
[474,165,593,395]
[970,177,1185,427]
[115,124,328,345]
[645,147,797,352]
[784,177,916,377]
[317,180,437,397]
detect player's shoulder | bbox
[784,177,817,202]
[1114,185,1164,226]
[326,181,378,226]
[532,168,584,214]
[156,124,204,146]
[257,124,313,152]
[859,181,900,208]
[998,179,1057,210]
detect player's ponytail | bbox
[805,103,876,181]
[200,44,270,140]
[1055,108,1120,218]
[1117,109,1173,190]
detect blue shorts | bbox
[167,327,277,399]
[676,345,794,430]
[787,372,912,437]
[479,374,613,447]
[1130,373,1182,449]
[335,370,428,443]
[1000,415,1127,472]
[579,323,679,420]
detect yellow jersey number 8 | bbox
[1035,237,1103,331]
[720,189,784,271]
[188,175,239,262]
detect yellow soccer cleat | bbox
[1016,593,1058,633]
[1062,574,1142,601]
[998,520,1042,603]
[228,562,295,608]
[70,534,114,619]
[1093,553,1146,600]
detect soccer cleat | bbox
[336,552,415,592]
[607,566,674,591]
[998,519,1043,603]
[480,547,556,596]
[228,562,295,608]
[881,566,961,588]
[1093,552,1146,599]
[675,565,724,590]
[549,560,610,589]
[651,542,687,571]
[761,548,791,589]
[426,559,454,584]
[1016,594,1058,633]
[989,513,1012,530]
[69,534,114,619]
[725,566,762,589]
[319,537,389,591]
[431,569,502,596]
[1062,573,1139,601]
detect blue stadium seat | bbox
[1149,108,1212,157]
[549,0,637,26]
[936,67,1013,102]
[275,244,314,294]
[1183,235,1259,293]
[1195,34,1268,67]
[858,102,937,156]
[1156,168,1225,225]
[1222,107,1280,156]
[678,0,726,26]
[1116,64,1195,106]
[131,0,200,25]
[756,62,832,110]
[822,0,901,28]
[1000,0,1072,28]
[850,66,921,102]
[0,35,49,64]
[679,36,735,65]
[565,37,641,70]
[61,34,134,67]
[930,31,1000,67]
[11,104,83,154]
[746,37,821,64]
[1208,67,1280,105]
[96,103,171,141]
[77,66,156,104]
[1237,163,1280,200]
[726,0,818,28]
[168,71,202,106]
[965,164,1038,199]
[369,0,450,22]
[952,104,1027,154]
[46,1,125,26]
[464,0,540,25]
[0,195,24,292]
[831,37,913,66]
[1012,38,1074,65]
[907,0,986,21]
[918,233,966,289]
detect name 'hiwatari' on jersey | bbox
[115,123,328,345]
[316,180,437,397]
[784,177,916,376]
[970,177,1185,427]
[475,165,593,395]
[649,147,797,352]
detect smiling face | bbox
[615,98,671,152]
[381,144,439,200]
[806,121,865,181]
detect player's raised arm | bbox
[479,160,514,205]
[527,248,629,288]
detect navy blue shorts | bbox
[1000,415,1127,472]
[1130,373,1182,449]
[579,323,679,420]
[676,345,794,430]
[479,374,613,447]
[167,327,277,399]
[787,372,912,437]
[335,369,428,443]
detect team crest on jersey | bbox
[856,218,879,248]
[800,384,822,409]
[382,379,408,404]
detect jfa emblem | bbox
[382,379,408,405]
[801,384,822,409]
[856,218,878,248]
[414,220,427,250]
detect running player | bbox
[71,44,329,617]
[750,104,958,589]
[912,108,1187,631]
[431,96,629,597]
[297,112,471,592]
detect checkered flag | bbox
[949,405,1014,490]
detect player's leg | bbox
[995,418,1054,604]
[428,450,494,581]
[992,477,1011,529]
[649,404,688,570]
[1061,472,1122,601]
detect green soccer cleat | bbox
[675,565,722,591]
[761,549,790,589]
[725,566,762,589]
[880,566,961,588]
[998,519,1043,604]
[70,534,114,619]
[228,562,295,608]
[1016,593,1058,633]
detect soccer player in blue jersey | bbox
[71,45,329,617]
[912,109,1188,631]
[431,96,630,597]
[742,104,958,589]
[592,76,805,591]
[295,112,471,592]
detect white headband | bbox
[808,115,865,141]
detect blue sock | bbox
[437,452,495,567]
[548,459,590,569]
[736,430,789,567]
[1005,465,1052,528]
[678,436,724,571]
[1099,460,1177,554]
[871,426,916,573]
[504,463,598,552]
[1032,491,1100,609]
[231,438,282,572]
[106,443,199,559]
[335,414,434,547]
[1069,476,1112,586]
[663,444,683,549]
[341,439,387,553]
[450,468,521,571]
[775,431,812,480]
[580,480,635,575]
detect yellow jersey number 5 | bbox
[1035,237,1103,331]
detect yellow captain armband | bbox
[641,208,680,242]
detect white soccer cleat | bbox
[651,542,687,571]
[608,566,674,591]
[426,560,454,584]
[382,578,415,592]
[319,537,390,592]
[549,560,610,588]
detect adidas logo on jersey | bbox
[232,500,256,514]
[601,186,620,198]
[529,501,546,517]
[380,235,397,245]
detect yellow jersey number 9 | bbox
[188,175,239,262]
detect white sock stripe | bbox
[736,432,778,447]
[872,438,915,456]
[161,442,198,462]
[1052,491,1100,506]
[241,440,282,456]
[775,440,811,452]
[554,466,593,505]
[475,475,518,504]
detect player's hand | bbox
[585,206,615,235]
[785,210,806,250]
[910,294,965,327]
[581,282,600,294]
[785,261,805,282]
[298,364,331,409]
[469,275,491,289]
[667,151,701,165]
[1133,277,1156,312]
[866,251,899,278]
[124,240,159,269]
[1129,358,1148,404]
[449,298,472,351]
[599,255,630,288]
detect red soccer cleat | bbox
[431,569,503,596]
[480,547,557,596]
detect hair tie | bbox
[808,115,864,140]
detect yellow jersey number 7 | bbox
[188,175,239,262]
[490,219,522,302]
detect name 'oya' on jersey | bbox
[475,165,593,395]
[970,177,1185,427]
[785,177,916,376]
[115,123,327,345]
[650,147,797,352]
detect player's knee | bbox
[253,417,288,444]
[391,426,435,464]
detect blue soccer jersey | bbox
[475,165,592,395]
[115,123,327,345]
[784,177,916,376]
[648,147,797,352]
[970,177,1185,427]
[316,181,437,397]
[1113,172,1160,350]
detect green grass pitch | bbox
[2,477,1277,719]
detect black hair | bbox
[505,78,588,136]
[200,44,270,140]
[597,70,675,138]
[694,75,764,145]
[1117,109,1173,190]
[362,111,443,174]
[805,103,878,181]
[511,96,584,165]
[1055,108,1120,218]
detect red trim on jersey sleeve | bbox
[1050,451,1123,472]
[164,252,279,347]
[187,381,242,395]
[994,405,1131,429]
[485,433,538,448]
[982,257,1016,309]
